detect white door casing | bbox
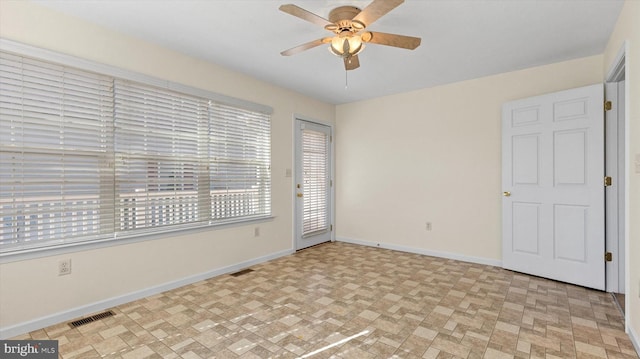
[294,119,332,250]
[616,80,626,293]
[605,80,626,293]
[502,84,605,290]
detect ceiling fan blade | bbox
[344,55,360,71]
[353,0,404,27]
[279,4,333,27]
[281,38,330,56]
[365,31,421,50]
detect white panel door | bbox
[502,84,605,290]
[295,119,332,250]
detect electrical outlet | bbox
[425,222,432,231]
[58,259,72,276]
[254,227,260,237]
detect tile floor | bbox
[14,242,639,358]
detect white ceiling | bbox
[32,0,624,105]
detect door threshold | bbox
[296,241,332,252]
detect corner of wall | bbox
[336,236,502,268]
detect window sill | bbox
[0,216,275,264]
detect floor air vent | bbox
[230,268,254,277]
[68,310,115,328]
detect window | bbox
[114,79,209,232]
[0,52,115,248]
[0,46,271,254]
[209,103,271,221]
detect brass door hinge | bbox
[604,101,612,111]
[605,252,612,262]
[605,176,613,186]
[330,224,333,231]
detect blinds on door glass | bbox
[0,52,115,248]
[302,128,329,235]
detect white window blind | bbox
[0,52,114,249]
[0,43,272,255]
[209,103,271,221]
[114,80,209,232]
[301,128,329,235]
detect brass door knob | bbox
[503,191,511,197]
[297,193,303,197]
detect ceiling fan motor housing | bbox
[326,6,365,34]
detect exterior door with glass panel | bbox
[502,84,605,290]
[295,119,332,250]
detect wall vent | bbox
[68,310,115,328]
[230,268,254,277]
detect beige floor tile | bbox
[12,242,638,359]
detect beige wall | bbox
[1,0,637,350]
[336,1,639,347]
[0,1,335,333]
[604,0,640,346]
[336,55,603,263]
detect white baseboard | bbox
[0,249,293,339]
[630,325,640,357]
[336,236,502,267]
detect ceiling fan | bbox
[279,0,421,71]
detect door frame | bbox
[292,115,335,250]
[605,42,629,331]
[605,74,626,294]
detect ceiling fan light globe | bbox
[328,46,345,58]
[329,35,364,58]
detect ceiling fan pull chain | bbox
[345,69,348,89]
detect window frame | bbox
[0,39,273,262]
